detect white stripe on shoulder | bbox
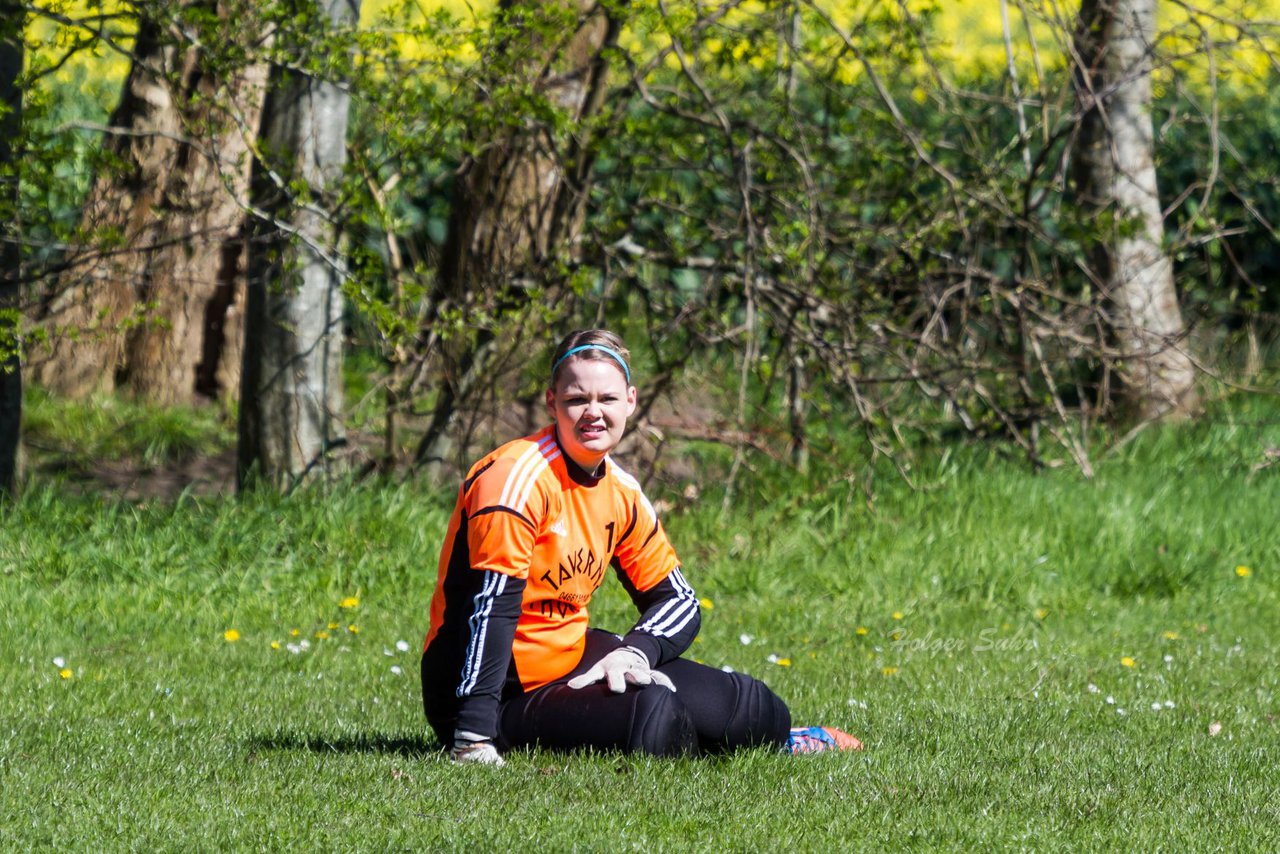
[516,449,560,513]
[609,461,659,521]
[503,439,558,514]
[497,434,557,510]
[610,461,642,491]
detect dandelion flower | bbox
[290,628,301,637]
[315,631,330,640]
[340,596,360,609]
[892,612,904,620]
[699,597,714,610]
[882,666,899,676]
[855,627,868,636]
[890,630,903,641]
[59,668,73,679]
[1120,656,1137,668]
[224,629,241,642]
[1035,608,1049,620]
[1235,565,1251,578]
[775,658,792,667]
[1163,631,1178,640]
[270,641,281,650]
[395,640,410,653]
[347,624,359,634]
[327,622,339,631]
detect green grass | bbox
[3,392,1279,850]
[22,386,234,470]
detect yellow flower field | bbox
[27,0,1279,108]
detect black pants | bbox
[423,629,791,757]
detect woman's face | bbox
[546,357,637,472]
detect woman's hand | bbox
[567,646,677,693]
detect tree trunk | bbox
[415,0,621,467]
[438,0,617,301]
[1073,0,1198,419]
[32,2,267,405]
[1,0,22,496]
[238,0,359,491]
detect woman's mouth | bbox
[579,423,606,439]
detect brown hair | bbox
[549,329,633,386]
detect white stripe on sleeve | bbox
[457,571,508,697]
[638,569,699,638]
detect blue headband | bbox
[552,344,631,384]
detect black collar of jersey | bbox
[552,428,606,486]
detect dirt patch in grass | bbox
[34,447,239,502]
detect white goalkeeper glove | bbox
[566,645,676,694]
[450,730,505,766]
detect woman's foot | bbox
[787,726,863,754]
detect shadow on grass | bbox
[246,730,442,758]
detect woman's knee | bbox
[628,686,698,757]
[720,673,791,750]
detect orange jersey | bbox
[424,426,686,692]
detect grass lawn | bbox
[2,392,1279,850]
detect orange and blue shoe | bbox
[787,726,863,754]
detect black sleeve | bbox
[614,565,701,668]
[451,570,527,739]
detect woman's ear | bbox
[545,387,556,418]
[626,385,637,417]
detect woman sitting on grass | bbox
[421,328,862,765]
